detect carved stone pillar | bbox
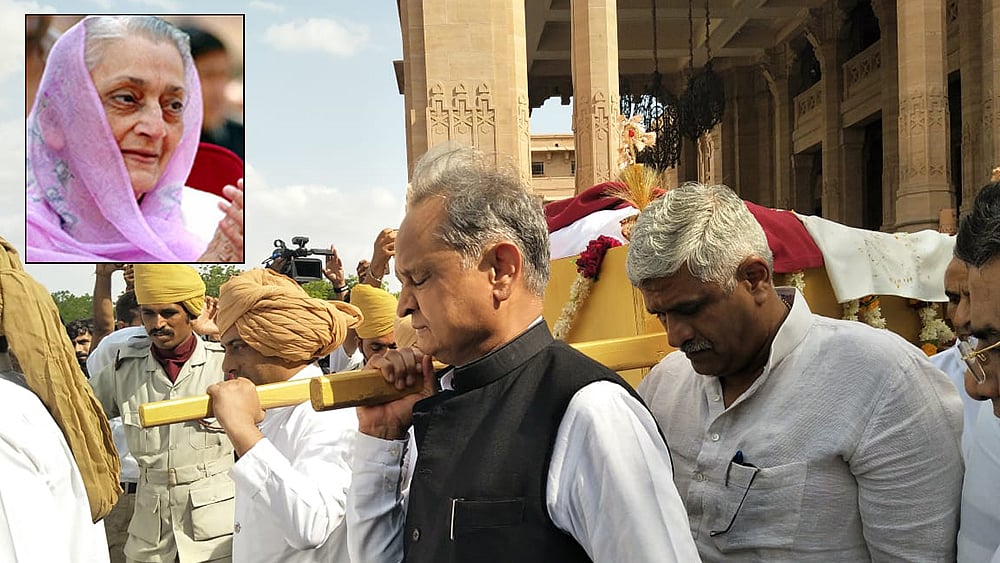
[839,128,866,227]
[399,0,530,180]
[981,0,1000,191]
[761,46,794,210]
[807,6,849,223]
[894,0,952,232]
[872,0,900,230]
[792,153,817,214]
[571,0,621,194]
[959,0,983,213]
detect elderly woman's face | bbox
[90,35,186,198]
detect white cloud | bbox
[0,0,58,82]
[127,0,180,11]
[264,18,369,57]
[249,0,284,13]
[244,164,405,290]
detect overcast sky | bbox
[2,0,573,297]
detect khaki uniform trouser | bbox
[124,458,234,563]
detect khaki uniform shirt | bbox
[91,336,235,563]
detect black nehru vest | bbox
[402,322,649,563]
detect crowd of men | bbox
[3,144,1000,562]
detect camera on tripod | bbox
[264,236,333,284]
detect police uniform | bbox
[91,337,235,563]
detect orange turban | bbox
[394,315,418,348]
[216,268,363,362]
[351,284,398,339]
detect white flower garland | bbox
[787,270,806,293]
[918,305,955,345]
[552,275,594,341]
[860,300,887,329]
[841,299,860,321]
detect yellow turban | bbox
[0,237,120,522]
[133,264,205,317]
[216,268,363,362]
[351,284,398,339]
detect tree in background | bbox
[52,290,92,322]
[199,265,244,297]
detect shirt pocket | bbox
[188,480,236,541]
[121,407,159,456]
[127,488,162,546]
[451,497,525,555]
[713,460,807,553]
[188,417,226,449]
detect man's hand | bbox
[357,347,436,440]
[324,245,346,286]
[123,264,135,292]
[366,228,397,286]
[95,263,125,277]
[206,377,265,456]
[191,296,220,339]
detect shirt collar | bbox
[449,317,550,394]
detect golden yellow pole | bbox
[139,332,669,427]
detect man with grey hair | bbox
[346,144,698,563]
[627,182,964,561]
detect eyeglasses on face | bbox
[959,339,1000,385]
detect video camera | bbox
[263,236,333,284]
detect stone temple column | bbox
[873,0,900,230]
[399,0,530,181]
[981,0,1000,191]
[571,0,622,194]
[958,0,983,213]
[894,0,952,231]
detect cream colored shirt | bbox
[639,289,965,562]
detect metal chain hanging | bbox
[619,0,681,169]
[678,0,726,140]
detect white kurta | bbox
[958,405,1000,563]
[231,364,357,562]
[347,379,699,563]
[0,376,109,563]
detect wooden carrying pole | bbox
[139,332,670,428]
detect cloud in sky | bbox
[127,0,181,11]
[1,1,57,81]
[264,18,369,58]
[248,0,284,13]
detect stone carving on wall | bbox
[590,90,618,184]
[794,82,823,126]
[843,41,882,99]
[427,81,498,158]
[898,88,949,180]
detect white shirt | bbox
[639,289,965,562]
[347,379,699,562]
[930,340,983,458]
[328,346,363,374]
[181,187,227,247]
[958,404,1000,562]
[86,326,148,483]
[230,364,357,563]
[0,375,110,562]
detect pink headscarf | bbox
[26,16,206,262]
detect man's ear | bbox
[739,256,773,300]
[486,241,522,302]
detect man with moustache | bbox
[627,182,964,561]
[90,264,235,563]
[206,268,362,562]
[954,181,1000,562]
[66,318,95,376]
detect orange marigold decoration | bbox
[552,236,623,341]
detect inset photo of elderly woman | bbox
[25,15,245,264]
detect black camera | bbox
[264,237,333,284]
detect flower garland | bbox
[916,303,955,356]
[841,298,860,321]
[787,270,806,293]
[858,295,887,330]
[552,235,622,341]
